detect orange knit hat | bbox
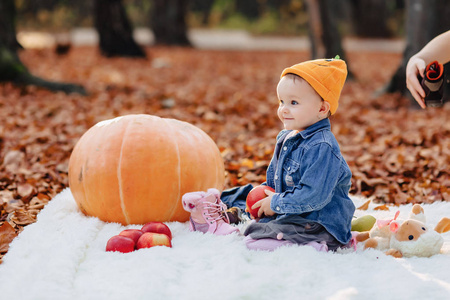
[280,58,348,115]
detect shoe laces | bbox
[202,201,229,225]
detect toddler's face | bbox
[276,76,323,131]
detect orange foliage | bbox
[0,46,449,261]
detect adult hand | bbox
[251,189,276,218]
[406,56,427,109]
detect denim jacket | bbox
[264,118,355,244]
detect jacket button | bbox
[276,206,281,211]
[283,146,287,151]
[275,175,278,180]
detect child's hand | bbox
[251,189,276,218]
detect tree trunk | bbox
[0,0,20,52]
[317,0,347,59]
[94,0,146,58]
[190,0,214,26]
[384,0,450,105]
[150,0,191,46]
[0,0,86,95]
[235,0,260,20]
[305,0,325,59]
[350,0,392,38]
[305,0,353,78]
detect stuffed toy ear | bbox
[434,217,450,233]
[411,204,424,216]
[390,221,399,233]
[377,211,400,228]
[377,219,390,228]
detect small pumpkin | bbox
[68,114,225,225]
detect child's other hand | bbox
[251,189,276,218]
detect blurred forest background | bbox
[0,0,449,261]
[3,0,449,97]
[15,0,405,37]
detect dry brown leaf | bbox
[10,210,36,226]
[240,158,254,169]
[374,204,390,211]
[357,199,371,210]
[17,183,35,200]
[0,190,14,203]
[0,222,17,253]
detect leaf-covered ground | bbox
[1,46,449,261]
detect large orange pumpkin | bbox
[68,114,225,225]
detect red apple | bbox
[136,232,172,249]
[141,222,172,240]
[119,229,144,244]
[105,235,135,253]
[246,186,275,218]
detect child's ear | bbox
[319,101,330,115]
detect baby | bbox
[183,58,355,252]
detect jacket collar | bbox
[298,118,331,140]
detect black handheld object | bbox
[421,61,445,107]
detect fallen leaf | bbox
[10,210,36,226]
[374,204,390,211]
[0,222,17,253]
[17,183,35,200]
[357,199,371,210]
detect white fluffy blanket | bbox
[1,189,450,300]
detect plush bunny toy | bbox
[356,204,450,258]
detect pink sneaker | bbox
[182,188,239,235]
